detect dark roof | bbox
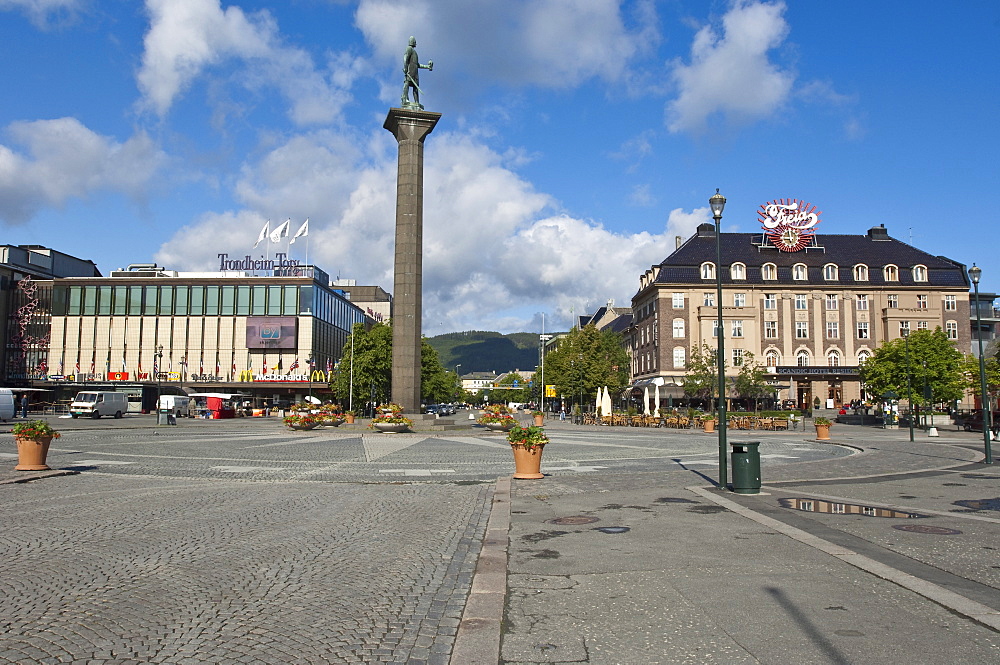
[655,227,968,289]
[604,313,633,334]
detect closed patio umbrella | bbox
[653,384,661,415]
[643,386,651,415]
[603,386,612,417]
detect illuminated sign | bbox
[237,369,311,382]
[246,317,298,350]
[758,199,822,252]
[107,372,130,381]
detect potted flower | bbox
[370,404,413,433]
[700,414,717,433]
[531,410,545,426]
[315,404,344,427]
[344,410,357,424]
[814,416,833,440]
[478,404,516,431]
[283,413,320,431]
[12,419,61,470]
[507,424,549,479]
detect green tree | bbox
[421,339,456,403]
[733,351,770,412]
[684,344,725,409]
[333,322,393,407]
[960,353,1000,403]
[543,325,630,409]
[859,328,965,407]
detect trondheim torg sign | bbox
[758,199,822,252]
[218,252,304,275]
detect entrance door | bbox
[797,385,811,411]
[829,382,843,408]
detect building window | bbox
[765,351,779,367]
[828,351,841,367]
[673,347,686,368]
[796,321,809,338]
[762,263,777,280]
[856,294,869,310]
[713,320,720,337]
[764,321,777,338]
[853,264,869,281]
[797,352,810,367]
[858,349,872,364]
[899,321,910,336]
[826,321,839,339]
[733,293,746,307]
[672,292,684,308]
[793,263,807,280]
[826,294,838,310]
[672,318,685,338]
[887,294,898,308]
[703,292,715,307]
[731,263,746,280]
[731,320,744,338]
[701,262,716,279]
[732,348,745,366]
[946,320,958,339]
[917,320,928,330]
[944,295,956,311]
[763,293,777,310]
[823,264,839,281]
[857,321,869,339]
[912,265,927,282]
[795,294,808,310]
[884,264,899,281]
[916,295,927,309]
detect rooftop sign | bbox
[758,199,822,252]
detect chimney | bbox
[867,224,889,240]
[675,235,682,249]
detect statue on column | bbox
[401,36,433,110]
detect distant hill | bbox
[427,331,554,374]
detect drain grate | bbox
[546,516,599,525]
[892,524,962,535]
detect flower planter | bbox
[345,414,356,424]
[287,423,318,431]
[15,435,53,471]
[815,424,831,440]
[485,421,515,432]
[702,420,716,433]
[510,443,545,479]
[533,414,545,426]
[372,422,409,433]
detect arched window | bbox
[797,351,811,367]
[730,262,746,280]
[762,263,777,280]
[827,350,841,367]
[853,264,869,281]
[765,351,779,367]
[701,262,715,279]
[857,349,872,364]
[883,264,899,281]
[823,263,839,281]
[673,347,686,369]
[912,265,927,282]
[672,318,685,338]
[793,263,808,280]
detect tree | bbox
[421,340,457,404]
[859,328,965,407]
[960,353,1000,405]
[684,344,725,409]
[543,325,630,409]
[732,351,770,412]
[333,322,393,408]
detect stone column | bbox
[384,107,441,414]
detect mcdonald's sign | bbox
[310,370,328,382]
[238,370,255,382]
[107,372,130,381]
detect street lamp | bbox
[710,188,728,489]
[969,264,993,464]
[455,364,462,402]
[903,330,914,442]
[155,344,163,417]
[306,357,314,403]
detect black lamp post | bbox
[903,330,914,442]
[710,188,728,489]
[969,264,993,464]
[306,357,314,403]
[155,344,163,416]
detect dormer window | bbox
[912,265,927,282]
[823,263,839,281]
[701,262,716,279]
[884,264,899,281]
[730,262,746,280]
[762,263,777,280]
[853,264,869,281]
[793,263,808,280]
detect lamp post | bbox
[155,344,163,417]
[969,264,993,464]
[306,357,314,403]
[710,188,728,490]
[903,330,914,442]
[455,364,462,403]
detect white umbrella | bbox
[595,388,602,415]
[643,386,651,415]
[603,386,613,416]
[654,384,661,415]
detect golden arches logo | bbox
[310,370,327,382]
[238,370,255,382]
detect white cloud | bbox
[137,0,354,124]
[0,118,165,224]
[666,0,793,133]
[0,0,81,28]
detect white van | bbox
[70,391,128,419]
[0,388,15,421]
[158,394,192,417]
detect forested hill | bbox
[426,331,549,374]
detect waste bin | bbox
[730,441,761,494]
[157,408,175,425]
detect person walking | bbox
[19,394,28,418]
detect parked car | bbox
[962,410,1000,433]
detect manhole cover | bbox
[892,524,962,535]
[546,516,599,525]
[953,498,1000,512]
[594,526,630,534]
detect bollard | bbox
[730,441,761,494]
[927,427,939,437]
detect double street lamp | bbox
[710,189,728,489]
[969,264,993,464]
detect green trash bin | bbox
[730,441,761,494]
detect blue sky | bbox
[2,0,998,335]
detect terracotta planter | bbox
[815,424,831,440]
[702,420,716,433]
[510,443,545,479]
[345,414,356,424]
[533,414,545,426]
[15,435,53,471]
[372,422,409,433]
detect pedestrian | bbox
[559,407,566,421]
[19,394,28,418]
